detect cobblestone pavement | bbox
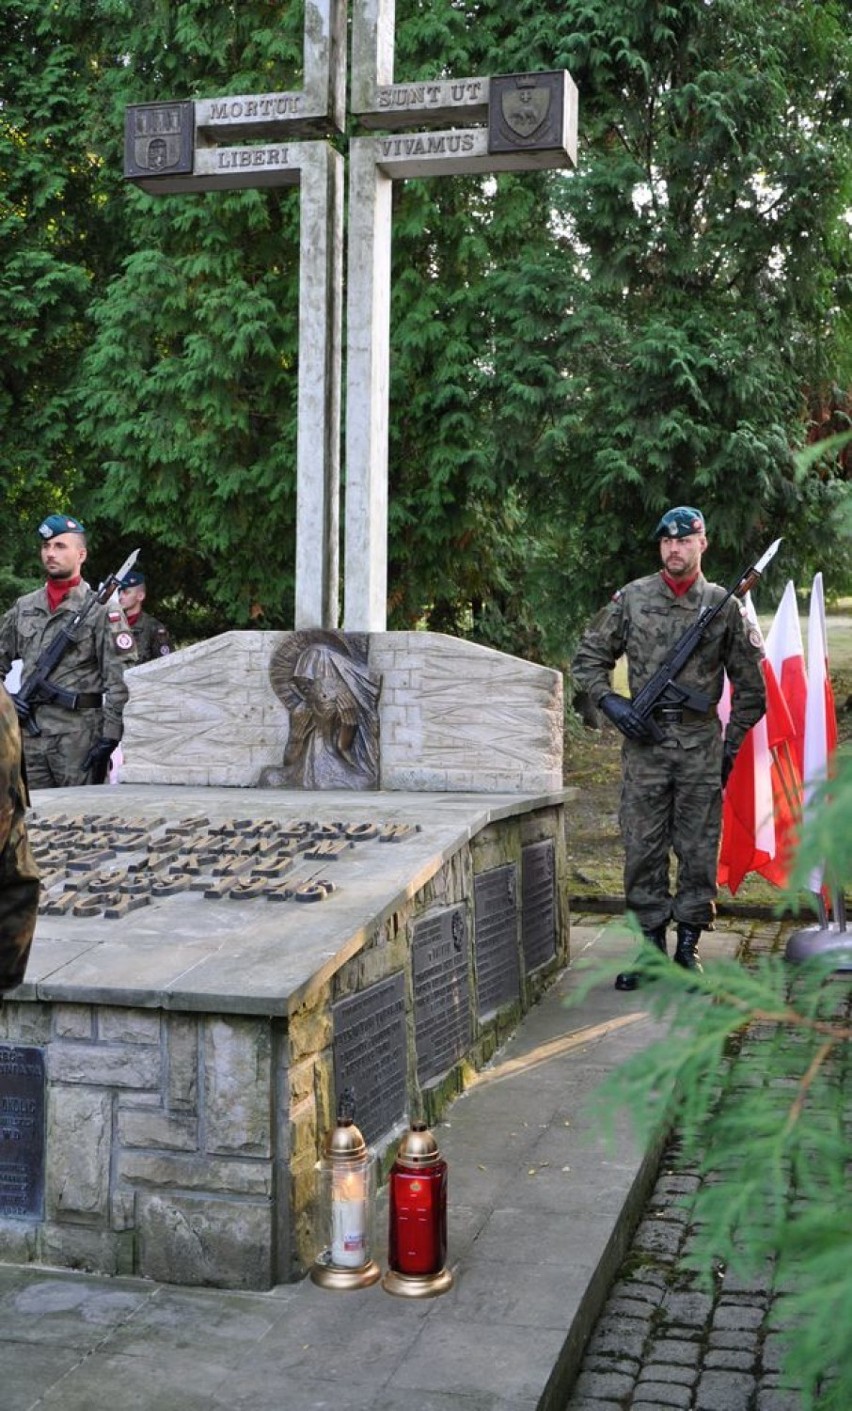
[560,917,809,1411]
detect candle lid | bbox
[395,1120,442,1168]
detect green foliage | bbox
[571,746,852,1408]
[1,0,850,647]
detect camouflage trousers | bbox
[619,724,723,932]
[22,706,104,789]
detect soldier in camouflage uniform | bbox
[0,685,40,995]
[117,569,172,663]
[0,514,137,789]
[572,506,766,987]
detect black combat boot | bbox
[615,924,668,992]
[673,922,704,973]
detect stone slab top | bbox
[19,784,572,1017]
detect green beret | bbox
[119,569,146,589]
[652,506,705,540]
[37,513,86,540]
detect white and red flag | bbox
[764,580,808,781]
[802,572,839,895]
[717,595,802,895]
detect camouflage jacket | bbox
[571,571,766,754]
[128,610,171,664]
[0,687,40,993]
[0,583,137,739]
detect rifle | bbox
[630,538,782,744]
[14,548,140,738]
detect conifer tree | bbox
[1,1,849,646]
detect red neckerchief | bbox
[661,569,699,598]
[125,610,141,626]
[46,575,81,613]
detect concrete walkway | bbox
[0,919,742,1411]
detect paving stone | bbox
[632,1221,684,1258]
[608,1278,666,1306]
[584,1352,641,1375]
[712,1302,765,1331]
[661,1288,715,1327]
[644,1336,702,1366]
[639,1360,697,1387]
[585,1324,647,1362]
[563,1399,624,1410]
[704,1348,755,1371]
[571,1370,636,1402]
[695,1369,759,1410]
[602,1296,657,1322]
[632,1381,692,1409]
[708,1329,760,1353]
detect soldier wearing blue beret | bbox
[117,568,172,664]
[572,505,766,987]
[0,514,137,787]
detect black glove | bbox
[82,737,120,783]
[721,744,737,788]
[11,694,31,722]
[599,693,652,743]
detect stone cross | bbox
[124,0,577,633]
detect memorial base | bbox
[785,925,852,970]
[0,784,570,1290]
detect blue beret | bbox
[38,513,86,540]
[119,569,146,589]
[653,506,705,540]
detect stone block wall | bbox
[119,630,563,792]
[0,804,568,1289]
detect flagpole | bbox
[785,572,850,970]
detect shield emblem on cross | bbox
[134,133,184,172]
[500,84,551,140]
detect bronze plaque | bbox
[332,974,406,1145]
[522,840,557,972]
[473,865,520,1017]
[412,907,471,1084]
[488,71,566,154]
[124,101,194,180]
[0,1044,46,1220]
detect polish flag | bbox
[802,573,838,892]
[717,597,794,894]
[764,581,808,780]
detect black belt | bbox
[74,693,104,710]
[652,705,716,725]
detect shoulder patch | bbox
[158,644,171,656]
[748,626,764,650]
[107,610,122,623]
[611,588,624,603]
[114,631,135,654]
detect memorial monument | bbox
[0,0,578,1290]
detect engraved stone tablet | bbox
[124,101,194,181]
[473,865,520,1017]
[488,72,569,154]
[0,1044,46,1220]
[332,974,406,1145]
[522,840,557,973]
[412,907,471,1085]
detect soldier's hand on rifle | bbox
[11,695,32,723]
[82,737,120,783]
[721,743,737,788]
[599,693,652,743]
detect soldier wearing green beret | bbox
[0,514,137,788]
[0,684,39,996]
[571,506,766,987]
[117,569,172,664]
